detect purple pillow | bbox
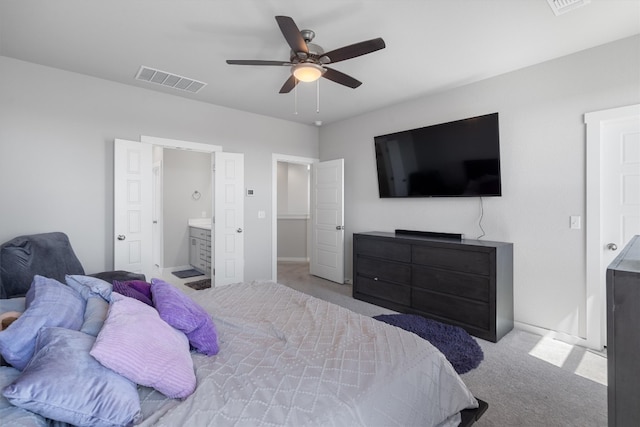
[112,281,153,306]
[90,293,195,399]
[150,278,219,356]
[116,280,152,300]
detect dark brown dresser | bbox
[353,231,513,342]
[607,235,640,427]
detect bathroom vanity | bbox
[189,219,212,276]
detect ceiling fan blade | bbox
[226,60,291,66]
[275,16,308,56]
[279,75,299,93]
[321,38,386,64]
[322,67,362,89]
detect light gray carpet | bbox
[278,261,608,427]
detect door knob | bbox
[236,228,243,233]
[606,243,618,251]
[117,235,126,241]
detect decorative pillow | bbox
[0,276,85,370]
[80,295,109,337]
[3,327,141,427]
[116,279,152,299]
[65,275,112,301]
[90,293,196,399]
[0,366,49,427]
[151,278,219,356]
[112,280,153,306]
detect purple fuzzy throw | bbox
[373,314,483,374]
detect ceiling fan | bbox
[226,16,385,94]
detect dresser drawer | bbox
[356,276,410,306]
[412,265,490,302]
[355,237,411,263]
[412,246,491,275]
[356,256,411,285]
[190,227,210,240]
[412,289,490,330]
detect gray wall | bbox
[0,56,319,281]
[319,35,640,338]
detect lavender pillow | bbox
[112,281,153,306]
[0,276,85,370]
[90,293,196,399]
[150,278,219,356]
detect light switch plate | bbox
[570,215,581,229]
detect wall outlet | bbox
[258,210,266,219]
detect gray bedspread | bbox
[0,280,477,426]
[136,281,477,427]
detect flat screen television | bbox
[374,112,502,198]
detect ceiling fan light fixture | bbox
[292,63,324,82]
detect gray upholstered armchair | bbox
[0,232,145,299]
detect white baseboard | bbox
[514,321,594,350]
[277,257,309,262]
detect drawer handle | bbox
[373,277,378,281]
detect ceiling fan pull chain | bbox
[316,79,320,113]
[294,78,298,115]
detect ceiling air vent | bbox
[546,0,591,16]
[135,66,207,93]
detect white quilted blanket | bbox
[137,281,478,427]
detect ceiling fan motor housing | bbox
[291,39,327,64]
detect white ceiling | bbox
[1,0,639,126]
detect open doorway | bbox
[276,161,311,282]
[271,154,317,282]
[152,147,212,276]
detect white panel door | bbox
[114,139,153,277]
[214,152,244,286]
[310,159,344,284]
[600,113,640,346]
[602,115,640,269]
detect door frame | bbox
[271,153,318,281]
[585,103,640,350]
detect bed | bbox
[0,270,478,427]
